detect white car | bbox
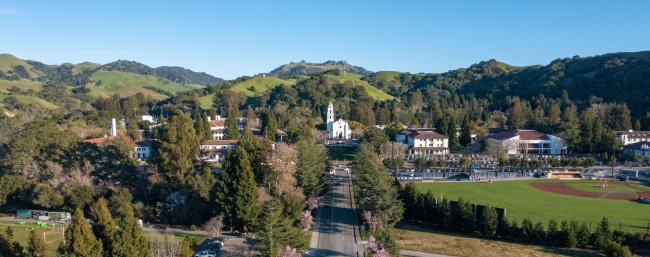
[193,251,215,257]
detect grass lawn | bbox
[0,220,64,256]
[394,222,600,257]
[327,146,358,161]
[564,179,650,193]
[415,179,650,233]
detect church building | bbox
[326,101,351,140]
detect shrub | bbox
[601,240,633,257]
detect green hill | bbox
[324,73,395,101]
[0,54,45,79]
[269,60,373,77]
[230,76,297,96]
[0,79,44,93]
[0,94,59,109]
[89,70,205,99]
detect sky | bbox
[1,1,649,79]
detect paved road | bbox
[309,168,358,257]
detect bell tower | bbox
[327,101,334,124]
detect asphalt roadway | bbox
[309,168,358,257]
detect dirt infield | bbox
[532,182,650,200]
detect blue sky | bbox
[1,1,649,79]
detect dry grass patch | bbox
[393,223,600,257]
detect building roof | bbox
[616,130,650,138]
[84,136,131,145]
[622,141,650,150]
[487,127,508,135]
[411,147,448,151]
[488,130,550,141]
[209,120,225,127]
[411,130,448,140]
[202,140,238,145]
[134,139,156,147]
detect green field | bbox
[230,76,297,97]
[0,220,205,256]
[565,180,650,193]
[0,79,44,93]
[199,93,215,109]
[416,180,650,233]
[90,70,204,99]
[0,94,59,109]
[0,220,64,256]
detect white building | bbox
[487,130,566,155]
[622,141,650,162]
[397,129,449,159]
[133,139,154,159]
[326,101,351,140]
[200,140,238,163]
[616,130,650,146]
[141,115,155,123]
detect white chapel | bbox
[326,101,351,140]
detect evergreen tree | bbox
[90,198,116,256]
[63,208,103,257]
[262,109,278,141]
[160,110,201,184]
[28,229,49,257]
[256,199,309,257]
[447,119,459,150]
[295,139,328,197]
[180,236,196,257]
[479,206,498,237]
[0,231,24,257]
[215,145,259,231]
[112,205,151,257]
[224,108,241,140]
[459,117,472,147]
[547,219,559,246]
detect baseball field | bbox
[416,179,650,233]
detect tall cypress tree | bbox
[256,199,309,257]
[160,110,201,184]
[90,198,116,256]
[215,145,260,231]
[459,117,472,147]
[224,108,241,140]
[63,208,103,257]
[263,109,278,141]
[295,139,328,197]
[28,229,48,257]
[112,206,151,257]
[447,119,459,150]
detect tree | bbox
[256,199,309,257]
[203,215,224,238]
[179,236,196,257]
[160,110,201,184]
[90,198,116,256]
[268,143,300,197]
[459,117,472,147]
[295,139,328,197]
[215,145,259,231]
[148,233,181,257]
[458,157,471,168]
[479,206,498,237]
[262,109,279,141]
[28,229,49,257]
[361,127,389,154]
[0,231,24,257]
[224,108,240,140]
[112,205,151,257]
[438,195,452,230]
[560,220,577,248]
[447,119,459,150]
[62,208,103,257]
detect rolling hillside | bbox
[0,94,59,109]
[230,76,297,96]
[269,60,373,77]
[89,70,205,99]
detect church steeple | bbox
[327,100,334,124]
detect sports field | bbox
[0,220,64,256]
[415,179,650,233]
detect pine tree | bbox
[295,139,328,197]
[447,119,459,150]
[112,205,151,257]
[0,231,24,257]
[224,108,240,140]
[90,198,116,256]
[256,199,309,257]
[198,113,212,141]
[459,117,472,147]
[263,109,278,141]
[438,195,452,230]
[63,208,103,257]
[160,110,201,184]
[479,206,498,237]
[28,229,48,257]
[216,145,260,231]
